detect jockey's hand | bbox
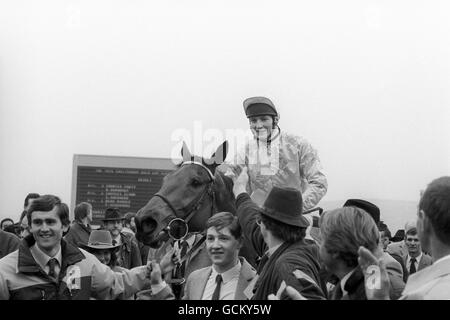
[149,260,163,286]
[358,246,391,300]
[160,247,178,274]
[232,167,249,197]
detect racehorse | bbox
[135,141,257,286]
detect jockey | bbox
[225,96,328,211]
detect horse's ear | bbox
[209,141,228,167]
[181,141,192,161]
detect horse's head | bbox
[135,141,235,248]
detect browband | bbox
[181,161,215,181]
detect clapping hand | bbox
[358,246,391,300]
[232,167,249,197]
[159,247,180,275]
[148,260,163,286]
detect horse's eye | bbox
[191,179,202,187]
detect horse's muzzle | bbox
[135,196,174,247]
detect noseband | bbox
[153,161,217,229]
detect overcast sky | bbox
[1,1,449,225]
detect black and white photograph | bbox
[0,0,449,307]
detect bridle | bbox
[153,161,217,239]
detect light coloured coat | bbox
[401,255,450,299]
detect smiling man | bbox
[150,212,257,300]
[225,96,327,211]
[0,195,152,300]
[404,227,432,279]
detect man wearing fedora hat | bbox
[231,167,325,300]
[225,96,327,211]
[102,207,142,269]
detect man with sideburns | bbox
[0,195,152,300]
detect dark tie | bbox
[112,239,117,246]
[171,241,190,300]
[409,257,417,275]
[47,258,58,279]
[211,274,223,300]
[177,241,189,276]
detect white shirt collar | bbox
[30,243,62,270]
[408,252,423,264]
[211,259,242,284]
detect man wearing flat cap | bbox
[231,167,325,300]
[102,207,142,269]
[226,96,327,212]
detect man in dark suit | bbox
[404,227,432,279]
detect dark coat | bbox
[0,229,20,259]
[64,222,91,248]
[236,193,325,300]
[117,232,142,269]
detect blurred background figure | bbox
[18,212,30,239]
[404,227,432,280]
[123,212,137,235]
[0,218,14,231]
[64,202,93,248]
[23,193,40,213]
[123,211,150,264]
[102,207,142,269]
[379,227,392,252]
[16,193,41,239]
[0,227,20,259]
[387,220,417,258]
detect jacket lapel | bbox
[234,258,256,300]
[419,254,433,270]
[192,267,211,300]
[17,236,42,274]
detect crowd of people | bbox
[0,97,448,300]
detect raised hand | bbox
[160,247,179,275]
[149,260,163,286]
[232,166,249,197]
[358,246,391,300]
